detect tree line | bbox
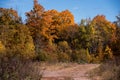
[0,0,120,63]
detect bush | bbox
[36,50,48,61]
[71,49,92,63]
[58,41,70,52]
[58,52,70,62]
[36,50,58,62]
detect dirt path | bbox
[40,63,100,80]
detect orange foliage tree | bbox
[91,15,116,44]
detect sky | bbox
[0,0,120,23]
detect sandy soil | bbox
[39,63,100,80]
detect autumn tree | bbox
[111,15,120,56]
[77,19,94,49]
[55,10,75,43]
[26,0,75,48]
[0,8,21,25]
[0,25,35,59]
[26,0,45,36]
[26,0,45,52]
[58,10,74,27]
[89,15,116,54]
[0,8,35,59]
[39,9,75,44]
[40,10,59,45]
[91,15,116,45]
[75,16,116,61]
[57,24,79,49]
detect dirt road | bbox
[40,63,100,80]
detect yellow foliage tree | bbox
[0,8,20,25]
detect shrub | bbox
[36,50,48,61]
[36,50,58,62]
[71,49,92,63]
[0,56,41,80]
[58,41,70,52]
[58,52,70,62]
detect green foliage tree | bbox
[78,19,93,49]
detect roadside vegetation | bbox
[88,58,120,80]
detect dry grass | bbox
[88,59,120,80]
[0,57,42,80]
